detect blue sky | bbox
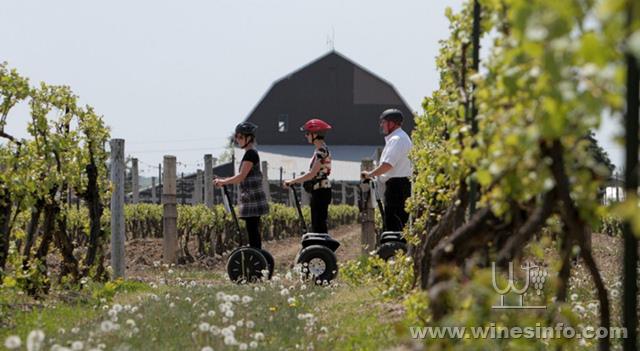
[1,0,623,175]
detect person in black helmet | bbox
[214,122,269,249]
[361,109,413,232]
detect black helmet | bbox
[235,122,258,136]
[379,109,404,124]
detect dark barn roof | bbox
[245,51,414,145]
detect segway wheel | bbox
[260,249,275,279]
[376,241,407,261]
[227,247,268,283]
[296,245,338,284]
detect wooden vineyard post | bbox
[131,158,139,204]
[360,159,376,255]
[262,161,271,202]
[162,155,178,264]
[204,154,214,209]
[109,139,126,279]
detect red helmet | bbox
[300,119,332,133]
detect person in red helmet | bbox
[284,118,333,233]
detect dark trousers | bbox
[384,177,411,231]
[310,188,332,233]
[242,216,262,249]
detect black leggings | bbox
[310,188,332,233]
[383,178,411,231]
[242,216,262,249]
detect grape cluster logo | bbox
[491,261,547,310]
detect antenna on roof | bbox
[326,27,335,51]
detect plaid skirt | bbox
[238,166,269,218]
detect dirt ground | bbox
[124,224,362,279]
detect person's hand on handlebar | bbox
[361,171,373,180]
[283,179,295,188]
[213,178,227,188]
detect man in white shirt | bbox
[361,109,413,232]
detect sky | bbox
[1,0,624,177]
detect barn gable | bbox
[245,51,414,146]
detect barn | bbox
[234,50,414,182]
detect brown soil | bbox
[124,224,362,279]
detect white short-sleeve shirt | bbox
[379,127,413,181]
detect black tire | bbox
[296,245,338,284]
[227,247,268,283]
[376,241,407,261]
[260,249,275,279]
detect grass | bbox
[1,266,409,350]
[0,280,150,345]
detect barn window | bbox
[278,114,288,132]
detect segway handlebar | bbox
[290,185,309,234]
[222,185,245,246]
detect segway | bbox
[366,178,407,261]
[290,185,340,283]
[223,185,274,282]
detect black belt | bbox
[386,177,410,183]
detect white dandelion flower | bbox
[254,332,265,341]
[100,321,114,333]
[71,341,84,350]
[210,325,221,335]
[4,336,21,350]
[242,296,253,304]
[26,330,45,351]
[208,310,216,317]
[201,347,214,351]
[239,343,248,350]
[224,336,237,346]
[249,341,258,349]
[225,310,234,318]
[280,288,289,296]
[199,322,211,332]
[246,321,255,329]
[570,293,578,301]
